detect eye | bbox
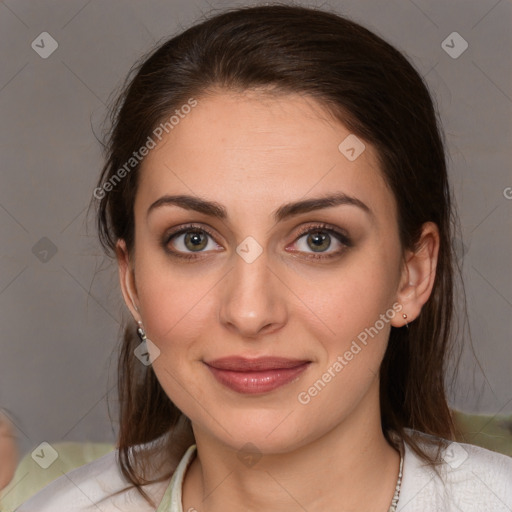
[288,223,352,260]
[162,224,221,259]
[162,222,352,261]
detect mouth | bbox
[204,356,311,394]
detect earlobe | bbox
[391,222,440,328]
[115,239,141,322]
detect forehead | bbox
[136,91,395,223]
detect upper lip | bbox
[204,356,310,371]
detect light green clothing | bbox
[156,444,196,512]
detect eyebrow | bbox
[147,192,373,223]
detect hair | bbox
[90,3,466,507]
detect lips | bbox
[204,357,311,394]
[206,356,310,371]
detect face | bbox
[117,90,429,454]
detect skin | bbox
[116,89,439,512]
[0,412,18,491]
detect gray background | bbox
[0,0,511,461]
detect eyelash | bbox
[162,222,353,261]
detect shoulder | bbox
[14,448,169,512]
[398,430,512,512]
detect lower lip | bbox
[206,363,310,394]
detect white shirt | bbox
[14,432,512,511]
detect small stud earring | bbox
[402,314,407,320]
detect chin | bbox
[193,405,319,455]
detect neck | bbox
[182,383,400,512]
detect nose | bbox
[219,246,287,339]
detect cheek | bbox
[134,252,219,351]
[133,257,216,415]
[294,276,394,424]
[292,248,399,339]
[288,249,400,401]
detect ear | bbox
[390,222,440,328]
[115,239,141,323]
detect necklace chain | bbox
[387,440,404,512]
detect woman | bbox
[17,4,512,511]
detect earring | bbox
[136,320,147,342]
[402,313,409,329]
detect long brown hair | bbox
[91,3,465,507]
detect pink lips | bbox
[204,356,311,394]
